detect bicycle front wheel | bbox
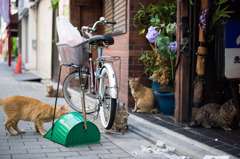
[62,71,96,113]
[99,67,117,129]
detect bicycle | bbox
[56,17,121,130]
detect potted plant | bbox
[146,23,177,116]
[135,1,177,115]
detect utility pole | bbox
[8,0,11,67]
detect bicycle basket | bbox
[57,41,89,65]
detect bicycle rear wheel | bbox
[99,67,117,129]
[62,71,96,113]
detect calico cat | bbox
[111,103,129,134]
[190,99,237,131]
[129,77,158,113]
[0,95,69,136]
[46,85,65,97]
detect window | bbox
[104,0,126,35]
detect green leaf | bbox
[218,0,228,5]
[139,29,146,35]
[150,18,156,23]
[159,50,170,58]
[164,6,169,11]
[170,56,174,60]
[160,23,166,27]
[189,0,194,5]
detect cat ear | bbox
[129,77,132,81]
[60,105,64,111]
[60,105,67,112]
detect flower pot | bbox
[154,91,175,116]
[149,78,160,109]
[149,77,160,92]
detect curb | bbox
[128,114,238,159]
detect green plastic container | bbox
[44,112,100,146]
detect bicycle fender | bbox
[101,63,118,99]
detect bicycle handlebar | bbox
[81,26,97,32]
[105,21,116,24]
[81,17,116,38]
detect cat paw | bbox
[203,125,211,129]
[40,132,46,136]
[189,121,196,127]
[223,127,232,131]
[10,132,18,136]
[18,129,25,134]
[132,109,137,112]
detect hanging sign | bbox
[225,20,240,79]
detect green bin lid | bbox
[44,112,100,146]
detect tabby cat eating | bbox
[190,99,236,131]
[0,95,69,136]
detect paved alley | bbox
[0,57,185,159]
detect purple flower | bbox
[168,41,177,52]
[146,26,159,43]
[199,8,209,31]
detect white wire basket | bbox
[57,41,89,65]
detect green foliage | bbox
[212,1,234,25]
[11,37,17,57]
[156,33,170,58]
[135,1,177,91]
[133,1,177,34]
[209,0,234,42]
[49,0,59,10]
[139,50,159,77]
[189,0,194,5]
[156,23,177,60]
[189,0,234,42]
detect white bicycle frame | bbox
[82,17,120,100]
[100,63,118,99]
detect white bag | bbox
[56,17,86,45]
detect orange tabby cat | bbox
[0,95,69,136]
[129,77,158,113]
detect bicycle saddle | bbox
[89,35,114,45]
